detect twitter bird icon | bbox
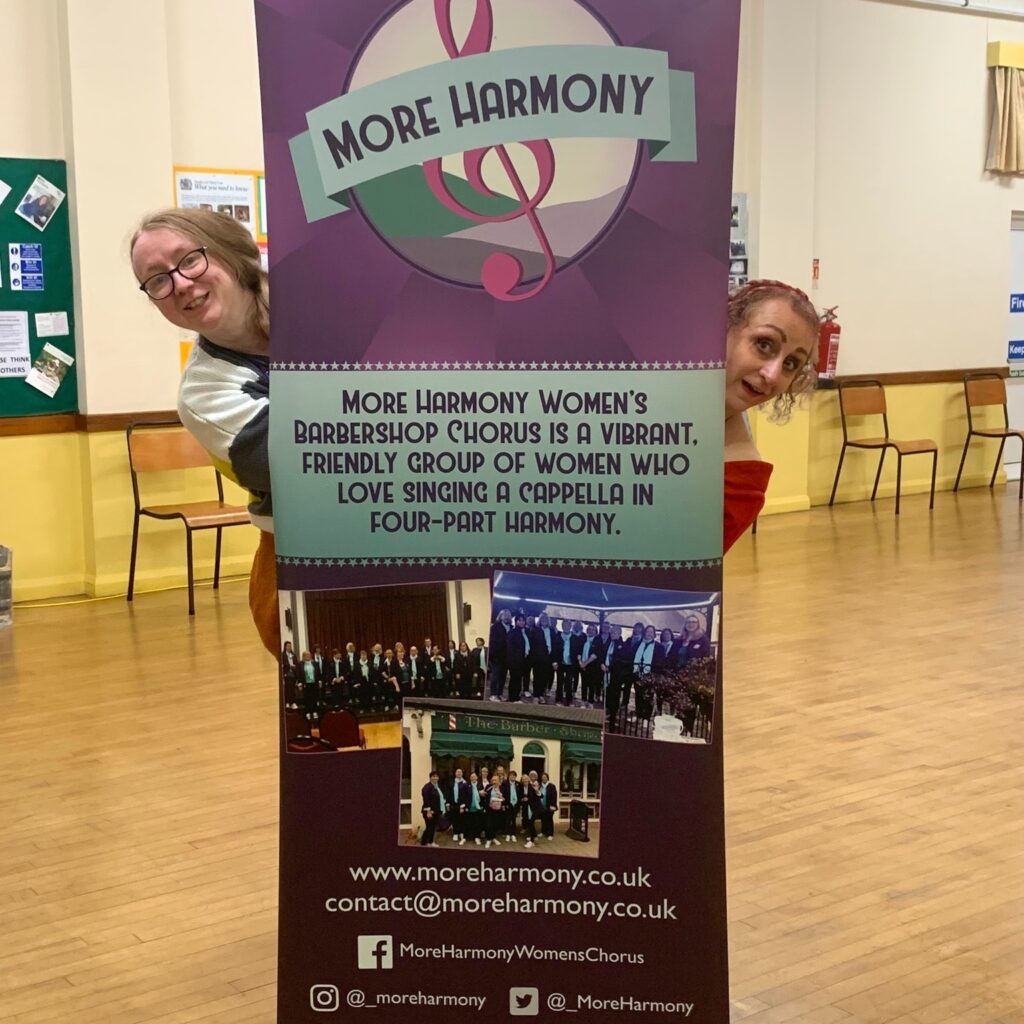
[509,987,539,1016]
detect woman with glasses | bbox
[130,208,277,654]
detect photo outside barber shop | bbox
[401,697,603,857]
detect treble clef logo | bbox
[423,0,557,302]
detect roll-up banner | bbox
[256,1,740,1019]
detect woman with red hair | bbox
[723,280,819,552]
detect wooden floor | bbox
[1,485,1022,1023]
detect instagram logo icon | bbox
[309,984,340,1012]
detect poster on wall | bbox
[257,174,268,241]
[0,310,30,377]
[24,341,74,397]
[729,191,747,289]
[14,175,65,232]
[8,242,44,292]
[173,167,260,239]
[257,1,740,1019]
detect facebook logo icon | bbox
[357,935,394,970]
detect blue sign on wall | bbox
[1011,294,1024,312]
[1009,340,1024,360]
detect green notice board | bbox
[0,157,78,417]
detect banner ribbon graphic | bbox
[289,43,696,225]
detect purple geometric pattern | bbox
[257,0,740,368]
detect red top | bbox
[724,460,773,553]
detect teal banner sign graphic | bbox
[271,369,724,563]
[290,44,696,221]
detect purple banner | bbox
[257,2,740,1020]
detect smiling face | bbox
[132,227,252,347]
[725,297,816,417]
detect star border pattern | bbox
[277,556,722,569]
[270,360,726,371]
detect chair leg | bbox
[929,450,937,510]
[990,437,1007,488]
[829,445,847,506]
[186,528,196,616]
[213,527,223,590]
[953,435,971,492]
[127,513,140,602]
[894,453,902,516]
[871,448,886,502]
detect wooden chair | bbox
[126,420,249,615]
[953,372,1024,500]
[319,709,367,749]
[828,380,937,516]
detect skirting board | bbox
[815,471,1007,507]
[87,559,253,598]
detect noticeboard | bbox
[0,157,78,418]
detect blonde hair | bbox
[131,208,268,345]
[684,611,708,637]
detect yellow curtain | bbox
[987,66,1024,173]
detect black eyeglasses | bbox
[138,247,209,300]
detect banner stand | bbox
[256,2,741,1019]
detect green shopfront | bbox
[401,698,603,827]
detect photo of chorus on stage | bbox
[281,636,488,718]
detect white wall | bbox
[9,0,1024,402]
[741,0,1024,374]
[464,578,493,645]
[166,0,265,170]
[2,0,265,416]
[0,0,64,158]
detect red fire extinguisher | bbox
[817,306,841,379]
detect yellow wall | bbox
[1,430,257,603]
[4,382,1005,600]
[750,381,1011,517]
[0,433,85,600]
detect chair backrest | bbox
[128,421,212,473]
[964,373,1007,413]
[837,380,888,440]
[838,380,886,416]
[126,419,223,510]
[320,709,362,748]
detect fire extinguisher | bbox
[816,306,841,379]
